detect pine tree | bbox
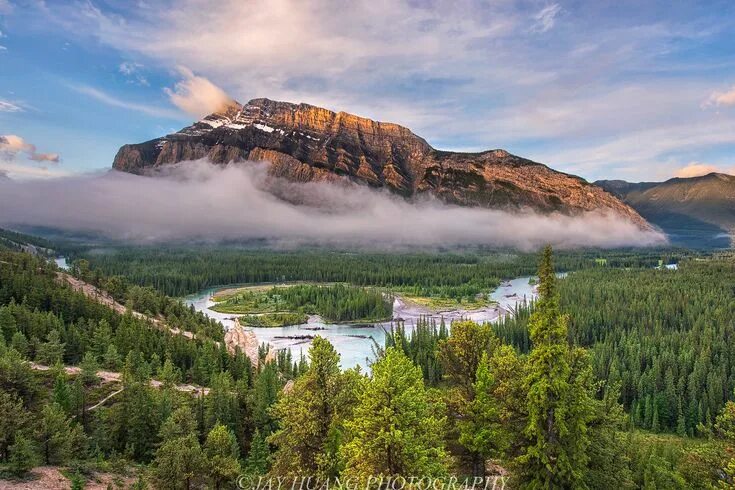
[0,391,28,461]
[244,429,270,476]
[80,352,99,386]
[516,245,594,488]
[52,368,72,413]
[151,407,205,490]
[36,329,65,365]
[457,352,509,476]
[340,347,449,480]
[205,371,237,432]
[35,403,84,465]
[10,331,29,357]
[8,434,37,477]
[204,423,242,490]
[269,337,358,477]
[252,362,280,435]
[0,306,17,340]
[103,344,122,370]
[437,320,499,396]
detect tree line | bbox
[72,246,686,298]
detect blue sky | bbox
[1,0,734,181]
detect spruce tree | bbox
[35,403,84,465]
[0,391,28,461]
[36,329,65,365]
[244,429,270,476]
[516,245,594,488]
[151,407,205,490]
[458,352,509,476]
[8,434,37,477]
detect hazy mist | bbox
[0,160,666,250]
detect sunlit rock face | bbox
[113,98,650,228]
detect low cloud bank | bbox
[0,161,666,250]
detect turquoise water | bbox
[185,277,538,370]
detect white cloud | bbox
[674,162,733,178]
[73,84,182,119]
[0,100,22,112]
[163,67,235,118]
[0,134,60,163]
[539,119,735,180]
[706,85,735,107]
[118,61,149,86]
[532,4,561,33]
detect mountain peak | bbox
[112,98,651,228]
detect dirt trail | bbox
[0,466,136,490]
[56,272,196,340]
[29,362,210,397]
[56,272,281,367]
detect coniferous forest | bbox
[1,240,735,488]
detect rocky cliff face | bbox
[113,98,649,227]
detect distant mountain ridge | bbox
[596,172,735,247]
[113,98,650,228]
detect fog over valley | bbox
[0,160,666,250]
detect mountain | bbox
[113,98,649,227]
[596,173,735,248]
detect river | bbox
[184,276,540,369]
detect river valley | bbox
[185,276,540,369]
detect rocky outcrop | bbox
[113,98,650,227]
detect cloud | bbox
[674,162,733,178]
[164,67,235,118]
[26,1,735,180]
[0,161,70,180]
[73,84,182,119]
[532,4,561,33]
[118,61,149,86]
[0,160,665,249]
[706,85,735,107]
[0,100,23,112]
[0,134,60,163]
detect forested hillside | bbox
[495,257,735,436]
[0,250,304,486]
[2,247,734,488]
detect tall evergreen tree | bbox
[269,337,359,478]
[8,434,37,477]
[244,428,270,476]
[151,406,205,490]
[458,352,509,476]
[35,403,85,465]
[516,245,594,488]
